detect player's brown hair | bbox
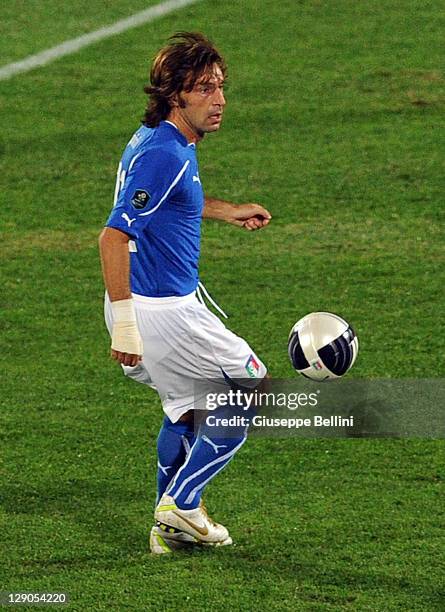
[142,32,226,127]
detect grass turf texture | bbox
[1,0,444,610]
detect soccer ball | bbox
[288,312,358,381]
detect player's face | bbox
[171,64,226,142]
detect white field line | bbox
[0,0,201,81]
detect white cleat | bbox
[150,522,232,555]
[154,494,230,544]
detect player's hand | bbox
[111,348,142,367]
[229,203,272,231]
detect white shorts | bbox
[104,292,267,423]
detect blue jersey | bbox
[105,121,204,297]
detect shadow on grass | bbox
[218,551,445,609]
[2,480,443,609]
[1,479,150,556]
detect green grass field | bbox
[1,0,444,610]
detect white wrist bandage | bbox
[111,299,143,356]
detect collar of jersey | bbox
[162,120,196,148]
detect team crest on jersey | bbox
[131,189,151,209]
[245,354,260,378]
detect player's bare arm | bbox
[203,197,272,231]
[99,227,142,367]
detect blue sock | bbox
[156,416,195,504]
[166,407,248,510]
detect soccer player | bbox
[99,32,271,554]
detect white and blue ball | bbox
[288,312,358,381]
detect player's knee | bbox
[178,410,194,424]
[201,404,250,441]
